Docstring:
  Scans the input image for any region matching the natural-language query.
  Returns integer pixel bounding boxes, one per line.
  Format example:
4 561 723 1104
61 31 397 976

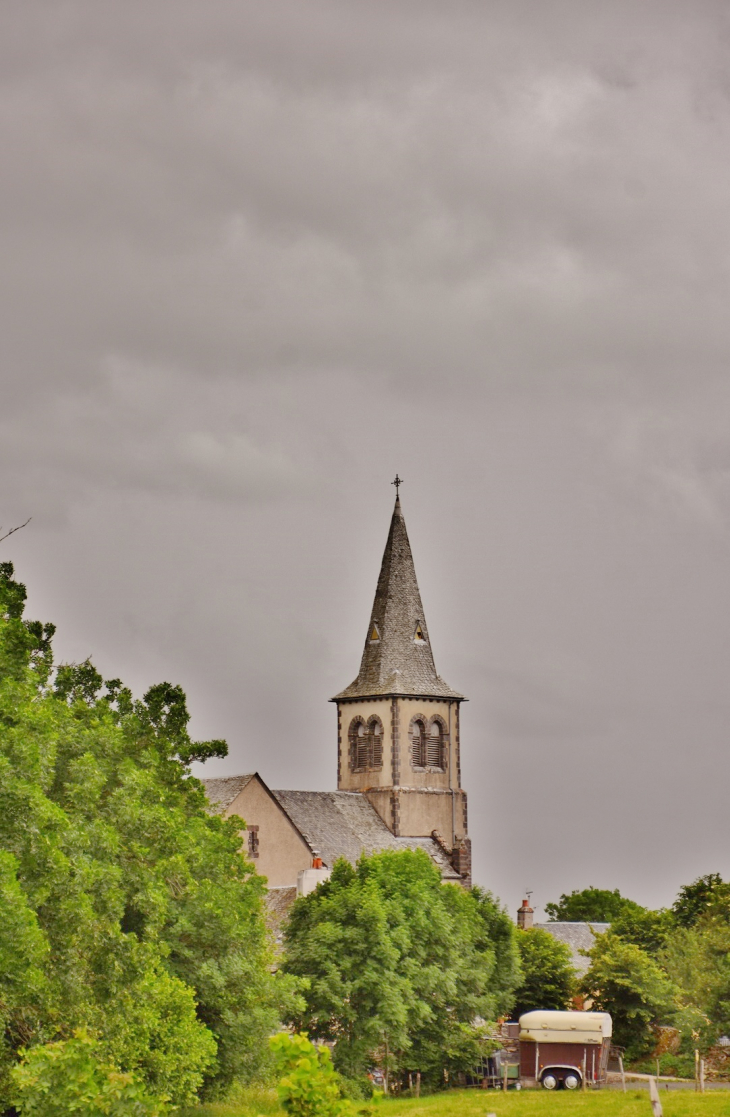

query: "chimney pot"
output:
517 898 534 930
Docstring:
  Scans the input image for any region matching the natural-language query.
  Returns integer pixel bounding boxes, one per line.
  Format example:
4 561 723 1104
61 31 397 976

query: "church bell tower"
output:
331 488 469 875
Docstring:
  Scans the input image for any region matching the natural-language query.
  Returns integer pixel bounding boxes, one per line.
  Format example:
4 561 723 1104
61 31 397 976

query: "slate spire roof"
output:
332 495 464 701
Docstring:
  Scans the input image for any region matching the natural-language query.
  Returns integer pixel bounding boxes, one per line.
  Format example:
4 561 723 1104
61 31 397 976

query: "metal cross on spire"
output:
391 474 403 495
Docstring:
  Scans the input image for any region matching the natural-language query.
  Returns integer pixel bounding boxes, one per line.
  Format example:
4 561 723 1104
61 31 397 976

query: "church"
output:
202 487 471 908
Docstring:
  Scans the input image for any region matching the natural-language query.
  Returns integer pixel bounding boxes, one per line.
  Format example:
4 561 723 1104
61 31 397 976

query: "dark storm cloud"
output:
6 0 730 395
4 0 730 913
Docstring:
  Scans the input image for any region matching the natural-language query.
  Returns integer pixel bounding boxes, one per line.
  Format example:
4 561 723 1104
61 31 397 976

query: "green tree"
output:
660 910 730 1051
544 887 643 923
283 851 518 1088
672 874 730 928
581 932 677 1057
512 929 575 1018
0 561 295 1104
471 887 522 1020
610 907 674 956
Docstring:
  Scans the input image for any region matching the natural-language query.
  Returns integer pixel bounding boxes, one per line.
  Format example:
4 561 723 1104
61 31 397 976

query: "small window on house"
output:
414 622 426 643
247 825 259 859
427 721 444 769
369 623 381 642
411 718 427 767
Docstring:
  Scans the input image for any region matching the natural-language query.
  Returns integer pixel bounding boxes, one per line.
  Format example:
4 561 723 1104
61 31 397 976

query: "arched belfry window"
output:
368 717 384 768
410 714 448 771
348 715 384 772
356 721 369 769
410 717 427 768
428 720 444 769
348 717 366 771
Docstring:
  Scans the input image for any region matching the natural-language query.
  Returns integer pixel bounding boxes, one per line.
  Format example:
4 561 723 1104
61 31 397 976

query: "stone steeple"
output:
333 495 463 701
332 492 470 883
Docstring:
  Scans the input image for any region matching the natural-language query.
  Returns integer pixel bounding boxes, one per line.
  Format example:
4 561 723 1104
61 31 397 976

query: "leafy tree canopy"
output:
544 887 643 924
672 874 730 928
610 907 675 956
661 915 730 1049
0 561 296 1107
581 932 677 1058
282 851 520 1089
512 929 575 1019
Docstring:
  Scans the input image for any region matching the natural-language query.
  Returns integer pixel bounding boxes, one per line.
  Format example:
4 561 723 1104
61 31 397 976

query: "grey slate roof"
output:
534 922 610 976
265 886 298 943
332 496 463 701
201 774 255 812
272 788 461 880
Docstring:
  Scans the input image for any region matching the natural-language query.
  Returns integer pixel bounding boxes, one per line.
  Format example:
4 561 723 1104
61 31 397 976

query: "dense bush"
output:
0 562 297 1106
632 1052 697 1079
269 1033 352 1117
12 1030 166 1116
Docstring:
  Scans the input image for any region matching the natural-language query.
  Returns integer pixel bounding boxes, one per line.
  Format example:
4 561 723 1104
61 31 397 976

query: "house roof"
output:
201 774 255 812
534 922 610 975
272 788 461 881
332 495 464 701
200 776 461 883
265 886 299 944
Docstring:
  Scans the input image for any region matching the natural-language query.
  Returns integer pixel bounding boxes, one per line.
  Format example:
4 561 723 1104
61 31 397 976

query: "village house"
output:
516 897 610 977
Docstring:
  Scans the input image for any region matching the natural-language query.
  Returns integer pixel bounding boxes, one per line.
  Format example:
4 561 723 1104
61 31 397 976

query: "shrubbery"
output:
12 1030 167 1116
269 1033 353 1117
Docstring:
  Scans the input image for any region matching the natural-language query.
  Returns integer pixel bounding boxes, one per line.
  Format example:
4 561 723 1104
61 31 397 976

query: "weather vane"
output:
391 474 403 494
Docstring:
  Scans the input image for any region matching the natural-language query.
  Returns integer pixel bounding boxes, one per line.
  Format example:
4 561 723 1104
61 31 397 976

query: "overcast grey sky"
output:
4 0 730 917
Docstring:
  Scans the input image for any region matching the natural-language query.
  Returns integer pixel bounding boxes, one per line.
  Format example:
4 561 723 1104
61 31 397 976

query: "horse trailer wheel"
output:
541 1074 557 1090
564 1074 580 1090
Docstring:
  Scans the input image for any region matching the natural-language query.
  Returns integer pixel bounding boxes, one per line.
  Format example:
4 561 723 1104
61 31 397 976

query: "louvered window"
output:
349 716 384 771
411 719 427 768
356 722 369 769
411 717 447 770
370 719 383 767
427 722 444 769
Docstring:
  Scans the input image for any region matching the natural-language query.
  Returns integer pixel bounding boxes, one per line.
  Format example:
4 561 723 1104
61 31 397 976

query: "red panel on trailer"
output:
519 1039 610 1083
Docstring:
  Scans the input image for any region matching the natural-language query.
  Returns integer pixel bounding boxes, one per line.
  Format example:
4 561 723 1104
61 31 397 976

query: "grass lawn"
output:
181 1085 282 1117
374 1088 730 1117
184 1086 730 1117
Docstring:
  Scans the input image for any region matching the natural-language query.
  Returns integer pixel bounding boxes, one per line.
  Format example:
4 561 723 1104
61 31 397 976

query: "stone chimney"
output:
517 898 534 930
